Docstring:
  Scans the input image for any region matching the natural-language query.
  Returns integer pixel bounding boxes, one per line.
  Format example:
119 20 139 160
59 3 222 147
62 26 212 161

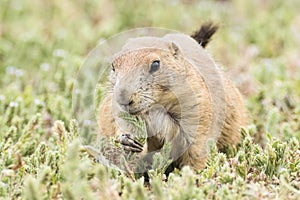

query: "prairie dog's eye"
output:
149 60 160 73
111 63 115 72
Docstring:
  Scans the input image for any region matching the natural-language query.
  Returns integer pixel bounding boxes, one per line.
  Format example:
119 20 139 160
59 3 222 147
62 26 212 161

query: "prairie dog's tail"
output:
191 22 219 48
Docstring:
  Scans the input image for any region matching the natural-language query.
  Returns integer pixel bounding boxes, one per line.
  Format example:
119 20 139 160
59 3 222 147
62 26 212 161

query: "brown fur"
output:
98 27 247 171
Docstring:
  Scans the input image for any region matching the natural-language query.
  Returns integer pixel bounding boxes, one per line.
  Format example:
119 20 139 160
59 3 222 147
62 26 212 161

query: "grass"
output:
1 0 300 199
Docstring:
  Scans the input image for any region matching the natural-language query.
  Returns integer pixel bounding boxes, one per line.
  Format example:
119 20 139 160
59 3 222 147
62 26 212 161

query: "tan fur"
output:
98 33 247 171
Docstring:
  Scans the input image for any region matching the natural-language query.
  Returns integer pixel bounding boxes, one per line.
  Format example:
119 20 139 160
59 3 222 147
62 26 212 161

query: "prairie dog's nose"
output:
116 89 133 107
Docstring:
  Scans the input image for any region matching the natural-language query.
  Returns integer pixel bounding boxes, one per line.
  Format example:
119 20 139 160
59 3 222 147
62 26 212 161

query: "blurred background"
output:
1 0 300 143
1 1 300 198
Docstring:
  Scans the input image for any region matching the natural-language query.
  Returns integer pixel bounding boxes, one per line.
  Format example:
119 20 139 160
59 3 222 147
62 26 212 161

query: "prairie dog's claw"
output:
119 133 143 152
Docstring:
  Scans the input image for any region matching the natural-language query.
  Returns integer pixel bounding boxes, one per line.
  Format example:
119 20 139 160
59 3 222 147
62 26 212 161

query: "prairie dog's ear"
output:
168 42 181 58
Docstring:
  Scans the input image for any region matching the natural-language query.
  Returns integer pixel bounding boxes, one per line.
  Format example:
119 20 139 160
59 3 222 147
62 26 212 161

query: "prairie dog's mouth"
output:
128 103 153 115
116 94 154 115
128 106 147 115
116 100 149 115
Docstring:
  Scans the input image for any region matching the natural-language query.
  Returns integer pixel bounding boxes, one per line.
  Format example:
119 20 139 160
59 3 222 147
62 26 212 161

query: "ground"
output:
0 0 300 199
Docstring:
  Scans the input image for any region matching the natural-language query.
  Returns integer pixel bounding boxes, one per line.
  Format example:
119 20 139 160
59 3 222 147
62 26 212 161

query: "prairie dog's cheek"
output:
113 72 125 88
114 77 120 88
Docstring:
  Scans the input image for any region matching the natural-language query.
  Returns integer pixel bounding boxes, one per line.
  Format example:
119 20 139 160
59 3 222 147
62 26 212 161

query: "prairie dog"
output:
98 23 247 171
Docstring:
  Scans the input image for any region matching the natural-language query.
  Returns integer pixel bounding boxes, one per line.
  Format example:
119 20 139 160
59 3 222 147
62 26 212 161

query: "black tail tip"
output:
191 22 219 48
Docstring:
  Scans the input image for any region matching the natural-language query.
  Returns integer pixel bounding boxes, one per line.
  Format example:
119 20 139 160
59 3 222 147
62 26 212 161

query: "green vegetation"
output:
1 0 300 199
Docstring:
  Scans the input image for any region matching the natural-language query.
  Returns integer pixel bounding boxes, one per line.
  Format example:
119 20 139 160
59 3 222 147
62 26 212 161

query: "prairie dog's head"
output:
110 42 187 115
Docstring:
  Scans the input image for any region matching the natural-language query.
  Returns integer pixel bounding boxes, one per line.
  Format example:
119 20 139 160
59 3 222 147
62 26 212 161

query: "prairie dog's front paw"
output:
118 133 144 153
